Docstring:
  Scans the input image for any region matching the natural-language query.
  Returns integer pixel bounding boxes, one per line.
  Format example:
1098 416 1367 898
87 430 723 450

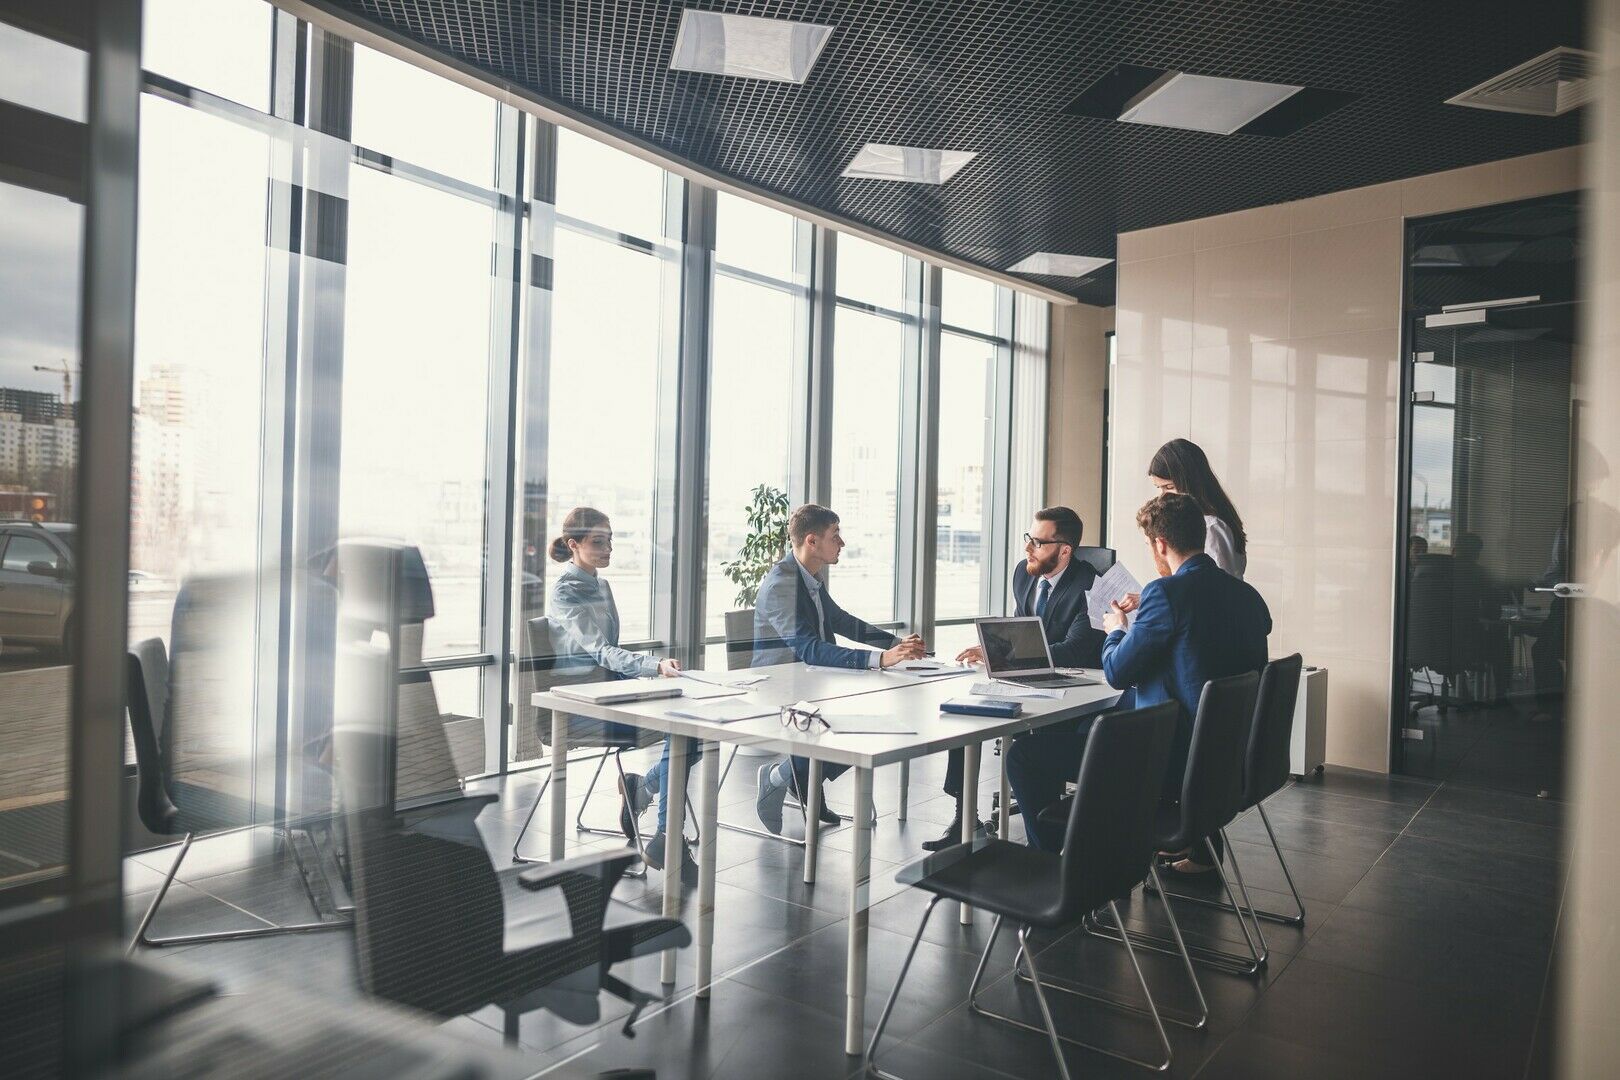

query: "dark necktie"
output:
1036 578 1051 619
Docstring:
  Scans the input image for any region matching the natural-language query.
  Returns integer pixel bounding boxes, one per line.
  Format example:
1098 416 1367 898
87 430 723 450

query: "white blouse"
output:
1204 515 1246 580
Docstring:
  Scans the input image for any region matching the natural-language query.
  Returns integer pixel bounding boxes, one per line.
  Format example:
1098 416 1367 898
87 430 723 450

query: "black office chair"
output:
1070 545 1117 577
1148 655 1306 926
510 617 695 873
1078 671 1266 976
337 731 690 1042
867 704 1183 1080
125 634 348 952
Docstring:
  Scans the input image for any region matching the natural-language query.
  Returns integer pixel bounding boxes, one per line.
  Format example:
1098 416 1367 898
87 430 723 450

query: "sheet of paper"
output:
970 680 1064 700
675 678 750 700
1086 561 1143 630
668 700 777 723
891 659 975 679
680 670 770 688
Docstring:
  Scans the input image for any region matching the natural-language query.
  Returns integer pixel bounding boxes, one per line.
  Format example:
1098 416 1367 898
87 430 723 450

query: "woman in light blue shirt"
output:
549 507 695 883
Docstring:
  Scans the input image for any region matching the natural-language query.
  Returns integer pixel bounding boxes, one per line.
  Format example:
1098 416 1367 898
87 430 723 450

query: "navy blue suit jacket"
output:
1011 559 1105 668
752 555 898 669
1101 553 1271 792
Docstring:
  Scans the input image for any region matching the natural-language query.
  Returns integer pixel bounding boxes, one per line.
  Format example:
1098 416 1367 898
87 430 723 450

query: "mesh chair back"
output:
528 617 659 751
1174 671 1260 843
338 740 509 1017
1058 702 1179 916
126 638 179 836
1243 654 1303 808
1071 546 1117 577
723 609 756 671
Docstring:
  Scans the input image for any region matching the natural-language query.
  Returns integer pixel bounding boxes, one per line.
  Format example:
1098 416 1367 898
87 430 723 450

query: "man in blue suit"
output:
922 507 1106 851
1006 492 1270 856
752 504 926 832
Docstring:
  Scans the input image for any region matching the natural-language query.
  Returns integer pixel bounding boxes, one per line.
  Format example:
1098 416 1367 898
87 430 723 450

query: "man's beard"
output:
1152 548 1172 577
1026 551 1057 576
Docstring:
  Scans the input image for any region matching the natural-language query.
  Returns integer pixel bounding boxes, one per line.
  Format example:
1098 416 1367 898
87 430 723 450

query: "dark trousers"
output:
789 755 849 792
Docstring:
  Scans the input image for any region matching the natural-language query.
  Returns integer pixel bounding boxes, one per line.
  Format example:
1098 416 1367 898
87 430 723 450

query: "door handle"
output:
1532 583 1589 599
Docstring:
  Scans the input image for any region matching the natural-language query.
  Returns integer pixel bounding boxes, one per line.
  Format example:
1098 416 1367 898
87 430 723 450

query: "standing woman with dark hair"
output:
1147 438 1248 578
547 507 696 883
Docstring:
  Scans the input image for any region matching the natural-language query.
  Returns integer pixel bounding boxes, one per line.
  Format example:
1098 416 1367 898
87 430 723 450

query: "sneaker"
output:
644 831 699 886
618 772 652 842
756 761 789 834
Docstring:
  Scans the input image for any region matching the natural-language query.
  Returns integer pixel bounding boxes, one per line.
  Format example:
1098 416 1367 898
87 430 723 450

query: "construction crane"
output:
32 358 73 408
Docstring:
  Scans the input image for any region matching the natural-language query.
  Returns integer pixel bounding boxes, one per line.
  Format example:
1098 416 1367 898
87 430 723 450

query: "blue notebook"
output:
941 697 1024 718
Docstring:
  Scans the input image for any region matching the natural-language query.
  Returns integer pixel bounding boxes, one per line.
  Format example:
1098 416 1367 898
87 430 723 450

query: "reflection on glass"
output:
142 0 273 111
351 44 499 188
830 306 904 620
554 128 667 240
130 94 272 667
836 233 908 311
0 179 81 890
706 272 796 634
936 333 993 619
340 166 496 660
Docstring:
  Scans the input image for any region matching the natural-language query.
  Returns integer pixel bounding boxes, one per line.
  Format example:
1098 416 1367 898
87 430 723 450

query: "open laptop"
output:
975 616 1099 688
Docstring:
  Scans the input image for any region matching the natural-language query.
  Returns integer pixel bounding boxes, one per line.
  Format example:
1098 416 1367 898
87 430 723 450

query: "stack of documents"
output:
1086 562 1143 630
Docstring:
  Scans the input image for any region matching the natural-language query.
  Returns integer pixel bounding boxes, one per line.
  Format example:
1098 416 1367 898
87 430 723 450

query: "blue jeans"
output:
645 737 704 831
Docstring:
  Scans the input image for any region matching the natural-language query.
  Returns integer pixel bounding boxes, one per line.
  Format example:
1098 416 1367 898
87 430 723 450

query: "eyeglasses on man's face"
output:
780 704 829 732
1023 533 1066 549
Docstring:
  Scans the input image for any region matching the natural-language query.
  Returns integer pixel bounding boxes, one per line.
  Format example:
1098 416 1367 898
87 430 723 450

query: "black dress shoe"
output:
921 816 985 852
787 770 844 827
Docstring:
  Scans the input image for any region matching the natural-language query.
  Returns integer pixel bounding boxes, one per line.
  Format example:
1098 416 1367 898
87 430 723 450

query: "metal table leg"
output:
844 766 873 1057
961 742 980 924
695 739 720 998
548 712 568 862
660 738 688 986
803 758 823 885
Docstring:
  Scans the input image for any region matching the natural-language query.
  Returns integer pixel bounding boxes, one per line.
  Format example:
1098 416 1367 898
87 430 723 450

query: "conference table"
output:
532 661 1121 1057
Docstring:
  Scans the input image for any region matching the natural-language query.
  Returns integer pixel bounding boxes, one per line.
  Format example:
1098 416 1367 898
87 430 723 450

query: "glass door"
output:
1395 195 1580 796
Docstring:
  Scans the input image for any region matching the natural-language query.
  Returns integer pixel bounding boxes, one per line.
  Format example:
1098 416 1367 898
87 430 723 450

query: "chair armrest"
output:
517 848 639 893
1037 795 1074 827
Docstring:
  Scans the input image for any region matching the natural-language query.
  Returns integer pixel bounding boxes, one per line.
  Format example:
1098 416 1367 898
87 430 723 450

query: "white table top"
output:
531 661 1122 769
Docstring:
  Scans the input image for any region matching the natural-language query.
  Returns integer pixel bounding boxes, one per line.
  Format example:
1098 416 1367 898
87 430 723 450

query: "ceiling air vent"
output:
1447 47 1596 116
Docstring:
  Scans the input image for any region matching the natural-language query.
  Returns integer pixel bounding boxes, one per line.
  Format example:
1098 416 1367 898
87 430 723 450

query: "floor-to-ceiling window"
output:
829 235 918 623
703 193 807 645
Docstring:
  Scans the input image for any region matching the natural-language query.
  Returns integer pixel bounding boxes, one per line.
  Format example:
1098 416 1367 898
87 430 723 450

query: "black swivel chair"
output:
337 733 690 1041
867 703 1183 1080
1078 670 1266 976
125 634 348 952
1149 655 1306 926
1070 545 1117 577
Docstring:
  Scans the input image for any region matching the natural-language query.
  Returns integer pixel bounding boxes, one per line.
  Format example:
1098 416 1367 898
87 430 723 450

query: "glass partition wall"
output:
107 4 1053 822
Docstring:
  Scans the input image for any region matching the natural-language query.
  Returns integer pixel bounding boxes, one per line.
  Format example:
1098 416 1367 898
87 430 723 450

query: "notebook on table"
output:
551 678 685 706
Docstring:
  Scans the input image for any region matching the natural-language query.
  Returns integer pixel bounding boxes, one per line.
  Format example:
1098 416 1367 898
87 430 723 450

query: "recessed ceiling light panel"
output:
669 10 834 83
1119 72 1302 135
842 143 978 184
1007 253 1114 277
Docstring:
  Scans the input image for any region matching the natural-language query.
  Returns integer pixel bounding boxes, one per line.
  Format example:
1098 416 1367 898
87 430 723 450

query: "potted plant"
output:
721 484 790 609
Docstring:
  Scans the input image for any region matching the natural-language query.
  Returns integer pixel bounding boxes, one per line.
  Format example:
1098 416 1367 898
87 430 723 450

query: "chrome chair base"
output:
1085 831 1268 977
866 896 1178 1079
1143 802 1306 926
127 831 350 955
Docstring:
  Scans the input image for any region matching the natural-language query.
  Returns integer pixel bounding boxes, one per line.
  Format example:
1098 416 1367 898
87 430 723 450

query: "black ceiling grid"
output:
326 1 1584 305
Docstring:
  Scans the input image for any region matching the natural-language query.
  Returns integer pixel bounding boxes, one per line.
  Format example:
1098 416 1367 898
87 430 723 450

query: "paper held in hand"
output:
1086 561 1143 630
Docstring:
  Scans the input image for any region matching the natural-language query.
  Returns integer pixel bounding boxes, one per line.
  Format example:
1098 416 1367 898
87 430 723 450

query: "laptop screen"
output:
977 617 1052 674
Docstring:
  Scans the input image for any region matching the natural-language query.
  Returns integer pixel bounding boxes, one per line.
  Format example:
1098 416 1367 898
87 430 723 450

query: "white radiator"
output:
1290 666 1328 778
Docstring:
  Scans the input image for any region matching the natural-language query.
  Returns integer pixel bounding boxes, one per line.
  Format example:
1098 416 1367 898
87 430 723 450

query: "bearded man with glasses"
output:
923 506 1107 852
